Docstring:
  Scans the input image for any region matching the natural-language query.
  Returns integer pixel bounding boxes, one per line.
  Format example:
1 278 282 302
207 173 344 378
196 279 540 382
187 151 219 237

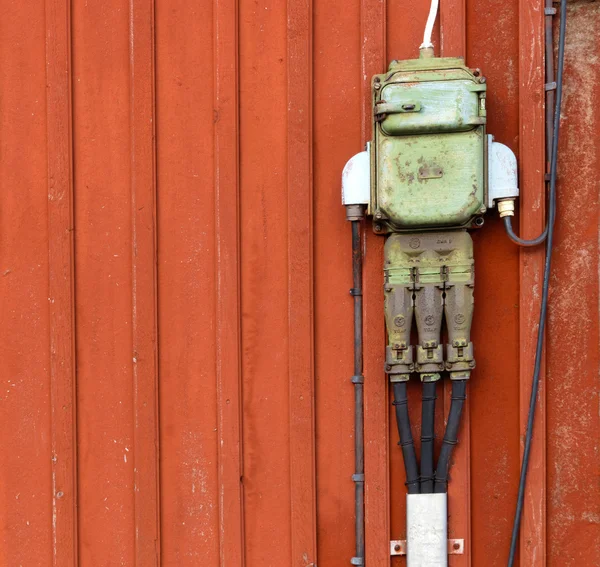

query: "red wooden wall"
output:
0 1 598 565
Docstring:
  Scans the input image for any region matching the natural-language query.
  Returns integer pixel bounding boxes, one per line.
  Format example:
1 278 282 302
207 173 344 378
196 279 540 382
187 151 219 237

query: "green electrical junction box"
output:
370 56 488 232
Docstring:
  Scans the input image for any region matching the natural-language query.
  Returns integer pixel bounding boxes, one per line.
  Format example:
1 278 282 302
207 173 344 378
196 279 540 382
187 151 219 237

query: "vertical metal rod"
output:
544 0 555 165
350 220 365 566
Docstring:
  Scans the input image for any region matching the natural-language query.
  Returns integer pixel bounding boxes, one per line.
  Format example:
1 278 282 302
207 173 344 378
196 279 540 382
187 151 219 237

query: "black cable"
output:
503 0 558 248
434 379 467 493
350 220 365 565
420 381 437 494
503 217 548 247
392 382 420 494
507 0 566 563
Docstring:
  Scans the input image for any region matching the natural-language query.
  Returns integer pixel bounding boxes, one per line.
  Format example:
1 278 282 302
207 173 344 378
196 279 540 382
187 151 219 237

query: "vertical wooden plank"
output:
45 0 78 565
287 0 317 565
518 0 546 564
0 2 53 565
313 0 361 563
73 2 136 563
547 3 600 565
440 0 465 58
361 1 388 565
155 1 220 564
214 0 245 564
440 6 471 566
129 0 160 564
466 1 522 564
239 0 291 563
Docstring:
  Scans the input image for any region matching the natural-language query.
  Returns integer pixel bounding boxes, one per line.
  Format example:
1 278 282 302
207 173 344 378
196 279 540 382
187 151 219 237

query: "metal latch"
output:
375 100 422 121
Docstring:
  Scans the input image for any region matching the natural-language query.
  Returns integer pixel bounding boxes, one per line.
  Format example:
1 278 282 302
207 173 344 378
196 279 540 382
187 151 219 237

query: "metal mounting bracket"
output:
390 538 465 556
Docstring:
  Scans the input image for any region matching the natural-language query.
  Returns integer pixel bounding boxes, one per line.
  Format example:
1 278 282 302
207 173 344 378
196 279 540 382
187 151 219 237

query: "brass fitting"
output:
497 198 515 218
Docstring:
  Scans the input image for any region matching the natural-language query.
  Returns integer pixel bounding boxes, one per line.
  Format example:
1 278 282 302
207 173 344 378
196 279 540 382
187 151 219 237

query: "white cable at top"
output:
420 0 439 49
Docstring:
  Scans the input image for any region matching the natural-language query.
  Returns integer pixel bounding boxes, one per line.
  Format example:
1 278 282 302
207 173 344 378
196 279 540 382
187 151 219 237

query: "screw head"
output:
374 223 382 232
385 364 392 371
394 544 401 552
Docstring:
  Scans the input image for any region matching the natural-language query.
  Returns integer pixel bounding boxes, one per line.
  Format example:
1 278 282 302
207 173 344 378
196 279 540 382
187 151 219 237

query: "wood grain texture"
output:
155 1 220 563
547 3 600 565
440 0 465 58
518 0 547 564
45 0 78 564
129 1 161 564
287 0 318 565
72 2 136 562
214 0 245 564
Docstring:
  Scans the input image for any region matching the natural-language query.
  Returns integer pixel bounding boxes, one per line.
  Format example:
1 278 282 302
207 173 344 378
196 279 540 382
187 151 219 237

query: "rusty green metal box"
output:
371 57 487 232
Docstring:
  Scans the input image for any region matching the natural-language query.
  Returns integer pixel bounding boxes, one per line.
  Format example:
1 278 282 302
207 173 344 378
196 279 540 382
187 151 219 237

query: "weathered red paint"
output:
0 1 598 566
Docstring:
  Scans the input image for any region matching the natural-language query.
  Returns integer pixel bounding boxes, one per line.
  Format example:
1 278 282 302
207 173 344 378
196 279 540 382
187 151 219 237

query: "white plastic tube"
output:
420 0 439 49
406 493 448 567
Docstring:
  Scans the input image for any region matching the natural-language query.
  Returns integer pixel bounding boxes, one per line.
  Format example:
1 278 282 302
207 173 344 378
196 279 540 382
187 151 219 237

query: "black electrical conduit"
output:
393 378 467 495
434 380 467 493
420 381 437 494
392 382 420 494
350 220 365 566
507 0 566 564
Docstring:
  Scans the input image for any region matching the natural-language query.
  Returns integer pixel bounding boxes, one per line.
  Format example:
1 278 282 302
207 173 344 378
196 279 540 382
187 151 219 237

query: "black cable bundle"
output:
420 381 437 494
392 382 420 494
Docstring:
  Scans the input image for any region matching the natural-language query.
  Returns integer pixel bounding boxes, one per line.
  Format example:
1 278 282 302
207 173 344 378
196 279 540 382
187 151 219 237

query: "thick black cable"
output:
350 220 365 566
434 380 467 493
503 217 548 247
507 0 566 563
392 382 420 494
420 381 437 494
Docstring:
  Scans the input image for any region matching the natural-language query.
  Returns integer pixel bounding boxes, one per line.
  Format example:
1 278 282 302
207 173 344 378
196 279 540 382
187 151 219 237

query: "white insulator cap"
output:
488 136 519 208
342 146 371 207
